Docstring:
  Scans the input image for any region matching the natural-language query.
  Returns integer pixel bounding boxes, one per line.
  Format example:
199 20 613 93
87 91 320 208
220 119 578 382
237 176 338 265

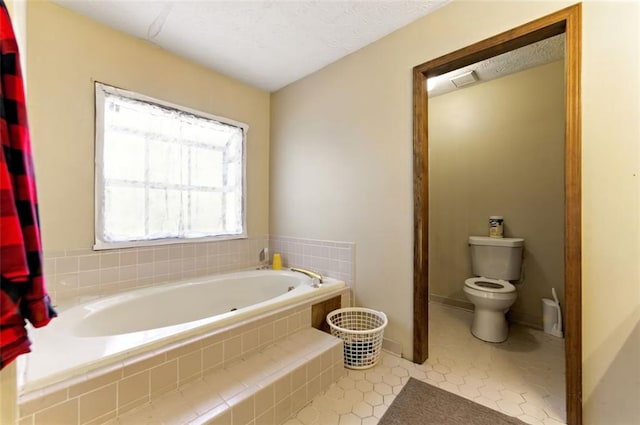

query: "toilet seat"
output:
464 277 515 294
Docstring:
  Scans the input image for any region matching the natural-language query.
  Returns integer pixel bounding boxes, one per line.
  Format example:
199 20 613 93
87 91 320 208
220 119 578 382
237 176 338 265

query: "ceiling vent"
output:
450 70 479 88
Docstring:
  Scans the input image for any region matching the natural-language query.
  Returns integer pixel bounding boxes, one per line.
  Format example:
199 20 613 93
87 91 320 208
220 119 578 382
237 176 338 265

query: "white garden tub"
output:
18 269 345 393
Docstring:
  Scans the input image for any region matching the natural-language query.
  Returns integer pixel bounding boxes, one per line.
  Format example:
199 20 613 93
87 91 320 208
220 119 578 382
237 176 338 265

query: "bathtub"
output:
18 269 346 394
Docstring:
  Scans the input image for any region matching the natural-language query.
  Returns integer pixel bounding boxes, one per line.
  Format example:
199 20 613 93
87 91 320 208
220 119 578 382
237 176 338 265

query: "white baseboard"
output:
430 294 545 330
382 338 402 357
429 294 473 311
508 311 543 330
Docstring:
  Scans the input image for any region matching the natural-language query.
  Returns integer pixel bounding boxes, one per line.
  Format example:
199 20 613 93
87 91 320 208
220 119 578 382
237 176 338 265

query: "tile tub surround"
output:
43 236 269 306
20 272 348 394
269 236 356 288
43 235 356 308
18 289 350 425
106 329 346 425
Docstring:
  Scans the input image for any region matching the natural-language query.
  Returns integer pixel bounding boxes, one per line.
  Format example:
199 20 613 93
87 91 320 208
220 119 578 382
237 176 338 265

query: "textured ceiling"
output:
53 0 449 92
428 33 565 97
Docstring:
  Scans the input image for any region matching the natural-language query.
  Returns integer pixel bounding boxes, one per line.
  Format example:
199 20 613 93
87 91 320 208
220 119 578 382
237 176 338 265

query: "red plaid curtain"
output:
0 0 56 369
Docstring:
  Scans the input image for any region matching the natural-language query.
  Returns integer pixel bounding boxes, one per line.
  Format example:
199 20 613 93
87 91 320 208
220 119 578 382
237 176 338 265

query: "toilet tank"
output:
469 236 524 280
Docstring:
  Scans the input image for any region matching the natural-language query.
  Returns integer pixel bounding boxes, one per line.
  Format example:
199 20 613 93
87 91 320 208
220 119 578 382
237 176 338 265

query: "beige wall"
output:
27 1 271 251
581 2 639 422
271 1 639 423
0 363 16 425
429 61 565 328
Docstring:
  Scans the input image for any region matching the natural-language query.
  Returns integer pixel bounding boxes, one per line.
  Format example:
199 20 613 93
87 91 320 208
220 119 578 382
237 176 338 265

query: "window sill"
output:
93 233 247 251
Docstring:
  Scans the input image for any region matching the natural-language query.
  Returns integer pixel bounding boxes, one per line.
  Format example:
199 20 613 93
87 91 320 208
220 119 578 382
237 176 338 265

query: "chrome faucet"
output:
290 267 324 284
257 247 270 270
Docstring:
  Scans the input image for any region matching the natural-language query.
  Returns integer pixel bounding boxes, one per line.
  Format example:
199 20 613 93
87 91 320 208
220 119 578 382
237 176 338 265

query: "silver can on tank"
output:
489 216 504 238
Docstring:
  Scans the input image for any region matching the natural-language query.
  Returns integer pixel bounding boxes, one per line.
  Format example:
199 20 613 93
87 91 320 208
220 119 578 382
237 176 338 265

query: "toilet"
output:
463 236 524 343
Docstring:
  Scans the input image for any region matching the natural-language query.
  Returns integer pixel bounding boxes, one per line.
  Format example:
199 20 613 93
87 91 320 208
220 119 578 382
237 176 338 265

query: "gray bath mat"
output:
378 378 527 425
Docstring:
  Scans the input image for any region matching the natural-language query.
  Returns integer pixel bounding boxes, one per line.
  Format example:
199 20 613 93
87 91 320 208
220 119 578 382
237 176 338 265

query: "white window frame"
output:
94 82 248 250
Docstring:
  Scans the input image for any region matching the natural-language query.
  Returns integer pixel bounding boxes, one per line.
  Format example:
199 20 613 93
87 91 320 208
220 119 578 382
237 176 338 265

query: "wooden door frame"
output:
412 4 582 424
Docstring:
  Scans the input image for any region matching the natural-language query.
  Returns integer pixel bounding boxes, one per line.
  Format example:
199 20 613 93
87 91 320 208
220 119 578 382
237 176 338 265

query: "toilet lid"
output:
465 277 516 293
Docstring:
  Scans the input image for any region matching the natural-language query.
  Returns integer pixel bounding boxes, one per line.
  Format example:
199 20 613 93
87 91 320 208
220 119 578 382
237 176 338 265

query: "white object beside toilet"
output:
463 236 524 343
542 288 564 338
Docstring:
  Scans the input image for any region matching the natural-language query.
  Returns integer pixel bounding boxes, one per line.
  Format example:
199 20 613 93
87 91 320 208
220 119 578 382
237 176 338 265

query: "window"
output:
94 83 247 249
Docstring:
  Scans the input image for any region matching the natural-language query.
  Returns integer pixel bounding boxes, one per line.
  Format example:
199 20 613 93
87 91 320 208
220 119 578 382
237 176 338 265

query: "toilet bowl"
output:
463 236 524 343
464 277 517 343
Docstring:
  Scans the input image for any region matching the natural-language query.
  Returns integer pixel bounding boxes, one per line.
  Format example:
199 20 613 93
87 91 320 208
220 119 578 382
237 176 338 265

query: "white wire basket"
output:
326 307 388 369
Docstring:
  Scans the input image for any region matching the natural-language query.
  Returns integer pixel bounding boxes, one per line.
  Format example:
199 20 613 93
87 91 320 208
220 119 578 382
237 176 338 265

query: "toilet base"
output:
471 308 509 343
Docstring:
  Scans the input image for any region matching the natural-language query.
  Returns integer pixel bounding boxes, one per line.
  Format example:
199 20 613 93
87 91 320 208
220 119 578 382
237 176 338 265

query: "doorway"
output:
412 4 582 425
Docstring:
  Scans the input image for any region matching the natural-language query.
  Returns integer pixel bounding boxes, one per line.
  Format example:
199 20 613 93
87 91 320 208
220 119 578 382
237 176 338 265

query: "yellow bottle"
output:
272 253 282 270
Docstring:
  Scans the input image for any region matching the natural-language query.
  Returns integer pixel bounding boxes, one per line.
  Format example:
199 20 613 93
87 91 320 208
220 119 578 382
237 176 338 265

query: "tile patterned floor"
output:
287 303 566 425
